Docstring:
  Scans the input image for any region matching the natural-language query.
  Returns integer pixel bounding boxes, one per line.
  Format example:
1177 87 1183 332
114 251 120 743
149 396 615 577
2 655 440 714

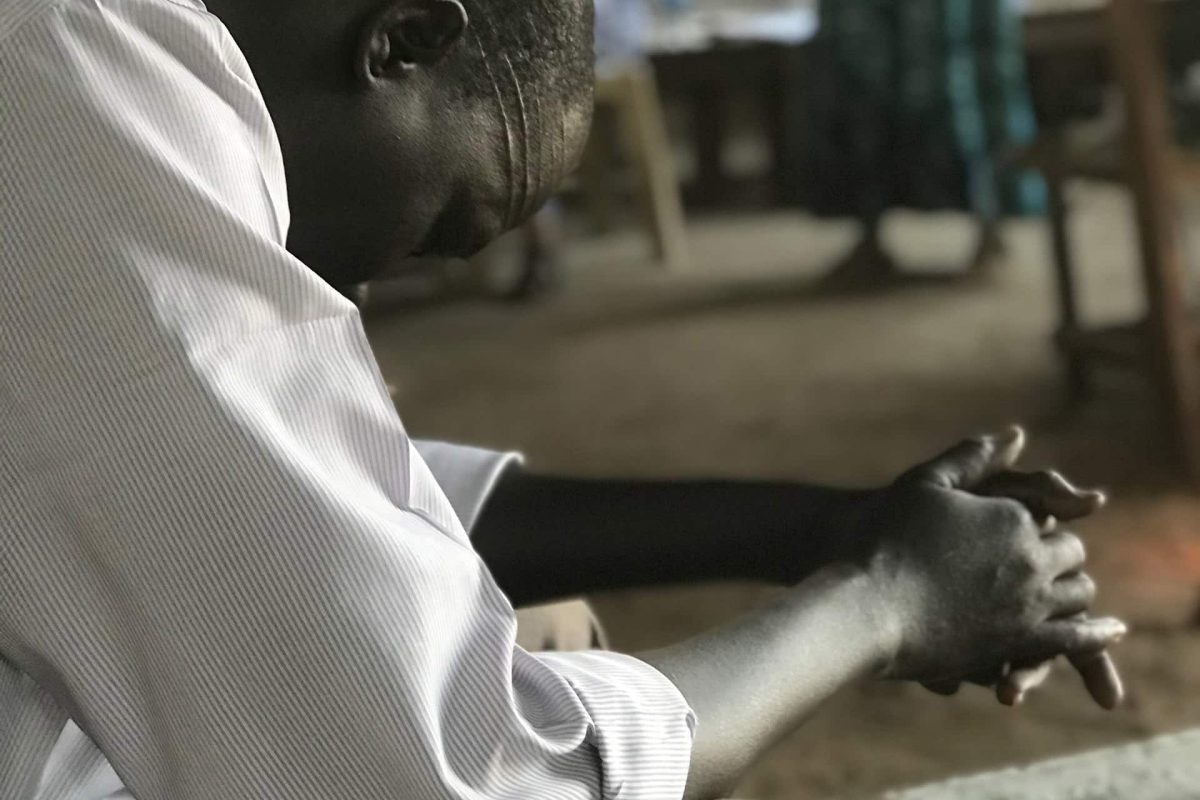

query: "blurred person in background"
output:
810 0 1044 288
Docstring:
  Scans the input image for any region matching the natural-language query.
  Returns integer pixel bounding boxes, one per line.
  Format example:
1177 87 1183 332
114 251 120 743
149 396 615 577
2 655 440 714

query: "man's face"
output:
247 0 595 288
422 0 596 257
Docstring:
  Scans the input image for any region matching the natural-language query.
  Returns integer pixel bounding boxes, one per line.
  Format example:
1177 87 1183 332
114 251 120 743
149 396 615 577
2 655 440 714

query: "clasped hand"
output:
864 428 1125 709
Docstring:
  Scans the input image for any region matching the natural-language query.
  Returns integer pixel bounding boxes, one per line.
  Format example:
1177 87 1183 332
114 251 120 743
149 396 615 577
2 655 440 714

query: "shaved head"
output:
457 0 592 104
206 0 595 287
454 0 594 235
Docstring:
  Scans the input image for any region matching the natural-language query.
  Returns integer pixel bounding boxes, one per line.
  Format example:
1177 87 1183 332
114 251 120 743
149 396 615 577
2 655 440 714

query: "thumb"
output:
908 427 1026 491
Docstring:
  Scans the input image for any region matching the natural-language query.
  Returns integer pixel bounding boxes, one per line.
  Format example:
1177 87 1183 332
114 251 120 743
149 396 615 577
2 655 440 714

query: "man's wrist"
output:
858 564 905 677
767 486 880 585
841 564 903 677
780 564 902 677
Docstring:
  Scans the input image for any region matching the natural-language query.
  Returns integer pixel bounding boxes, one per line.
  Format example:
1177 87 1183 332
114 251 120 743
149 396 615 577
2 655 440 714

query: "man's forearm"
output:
472 467 872 606
641 566 897 800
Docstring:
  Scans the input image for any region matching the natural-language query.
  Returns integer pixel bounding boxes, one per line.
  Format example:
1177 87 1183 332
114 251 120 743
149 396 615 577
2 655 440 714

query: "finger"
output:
980 470 1107 523
1021 616 1127 663
1069 650 1125 710
997 662 1054 706
1046 573 1097 618
913 427 1026 490
1041 531 1088 576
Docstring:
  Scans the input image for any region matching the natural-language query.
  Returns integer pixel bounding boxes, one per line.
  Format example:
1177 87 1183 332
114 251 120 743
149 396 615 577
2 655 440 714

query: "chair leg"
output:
1110 0 1200 485
616 68 690 270
1045 174 1090 404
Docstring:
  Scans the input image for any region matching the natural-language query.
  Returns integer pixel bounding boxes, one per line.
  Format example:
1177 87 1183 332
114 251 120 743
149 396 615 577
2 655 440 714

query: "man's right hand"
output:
862 432 1126 687
646 432 1126 800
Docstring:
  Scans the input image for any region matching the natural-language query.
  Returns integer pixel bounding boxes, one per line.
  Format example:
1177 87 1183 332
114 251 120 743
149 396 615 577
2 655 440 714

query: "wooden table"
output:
644 3 1133 212
1024 5 1113 126
649 41 812 208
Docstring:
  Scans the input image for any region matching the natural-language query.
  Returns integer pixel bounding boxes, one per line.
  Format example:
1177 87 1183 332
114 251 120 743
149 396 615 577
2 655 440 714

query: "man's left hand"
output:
922 431 1123 710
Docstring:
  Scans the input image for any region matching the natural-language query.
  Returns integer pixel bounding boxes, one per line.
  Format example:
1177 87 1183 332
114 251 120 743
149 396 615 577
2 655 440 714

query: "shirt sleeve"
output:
0 2 696 799
413 441 522 534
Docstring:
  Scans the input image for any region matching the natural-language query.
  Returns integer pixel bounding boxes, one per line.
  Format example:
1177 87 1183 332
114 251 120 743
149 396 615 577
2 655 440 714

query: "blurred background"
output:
362 0 1200 796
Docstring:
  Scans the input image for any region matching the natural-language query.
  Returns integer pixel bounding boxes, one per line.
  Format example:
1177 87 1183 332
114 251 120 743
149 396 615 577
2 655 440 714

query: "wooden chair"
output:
581 64 690 270
1021 0 1200 483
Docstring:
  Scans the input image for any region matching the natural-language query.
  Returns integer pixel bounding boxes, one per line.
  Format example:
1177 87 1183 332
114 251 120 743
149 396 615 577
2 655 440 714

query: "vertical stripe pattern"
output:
0 0 696 798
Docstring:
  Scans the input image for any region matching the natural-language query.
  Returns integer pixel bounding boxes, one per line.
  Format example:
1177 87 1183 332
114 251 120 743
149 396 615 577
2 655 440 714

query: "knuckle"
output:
994 499 1035 536
1019 594 1045 625
1021 543 1042 571
1011 545 1041 581
965 435 994 459
1013 503 1037 530
1027 582 1053 613
1060 532 1087 564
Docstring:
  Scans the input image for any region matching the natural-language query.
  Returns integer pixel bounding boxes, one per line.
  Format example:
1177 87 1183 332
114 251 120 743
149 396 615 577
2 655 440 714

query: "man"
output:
0 0 1124 799
809 0 1039 287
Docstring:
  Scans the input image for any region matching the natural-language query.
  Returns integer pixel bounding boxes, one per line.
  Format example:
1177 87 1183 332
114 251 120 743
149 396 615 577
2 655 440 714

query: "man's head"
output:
207 0 595 287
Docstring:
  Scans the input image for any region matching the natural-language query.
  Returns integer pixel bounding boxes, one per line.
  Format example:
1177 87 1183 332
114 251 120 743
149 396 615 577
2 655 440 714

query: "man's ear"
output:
356 0 468 83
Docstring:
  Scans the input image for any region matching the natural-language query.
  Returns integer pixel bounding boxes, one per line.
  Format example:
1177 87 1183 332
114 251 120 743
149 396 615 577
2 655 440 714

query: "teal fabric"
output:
809 0 1044 219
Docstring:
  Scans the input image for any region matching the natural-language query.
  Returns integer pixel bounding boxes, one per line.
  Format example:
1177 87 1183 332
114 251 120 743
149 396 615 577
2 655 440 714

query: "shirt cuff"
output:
412 440 522 534
536 651 697 800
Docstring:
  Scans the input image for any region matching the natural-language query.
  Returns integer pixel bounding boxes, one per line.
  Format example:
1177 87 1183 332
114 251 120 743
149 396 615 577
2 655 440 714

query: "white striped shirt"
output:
0 0 697 797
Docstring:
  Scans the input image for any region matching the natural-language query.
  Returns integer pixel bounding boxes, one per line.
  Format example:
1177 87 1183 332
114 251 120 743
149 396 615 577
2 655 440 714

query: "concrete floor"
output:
887 728 1200 800
364 185 1200 798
